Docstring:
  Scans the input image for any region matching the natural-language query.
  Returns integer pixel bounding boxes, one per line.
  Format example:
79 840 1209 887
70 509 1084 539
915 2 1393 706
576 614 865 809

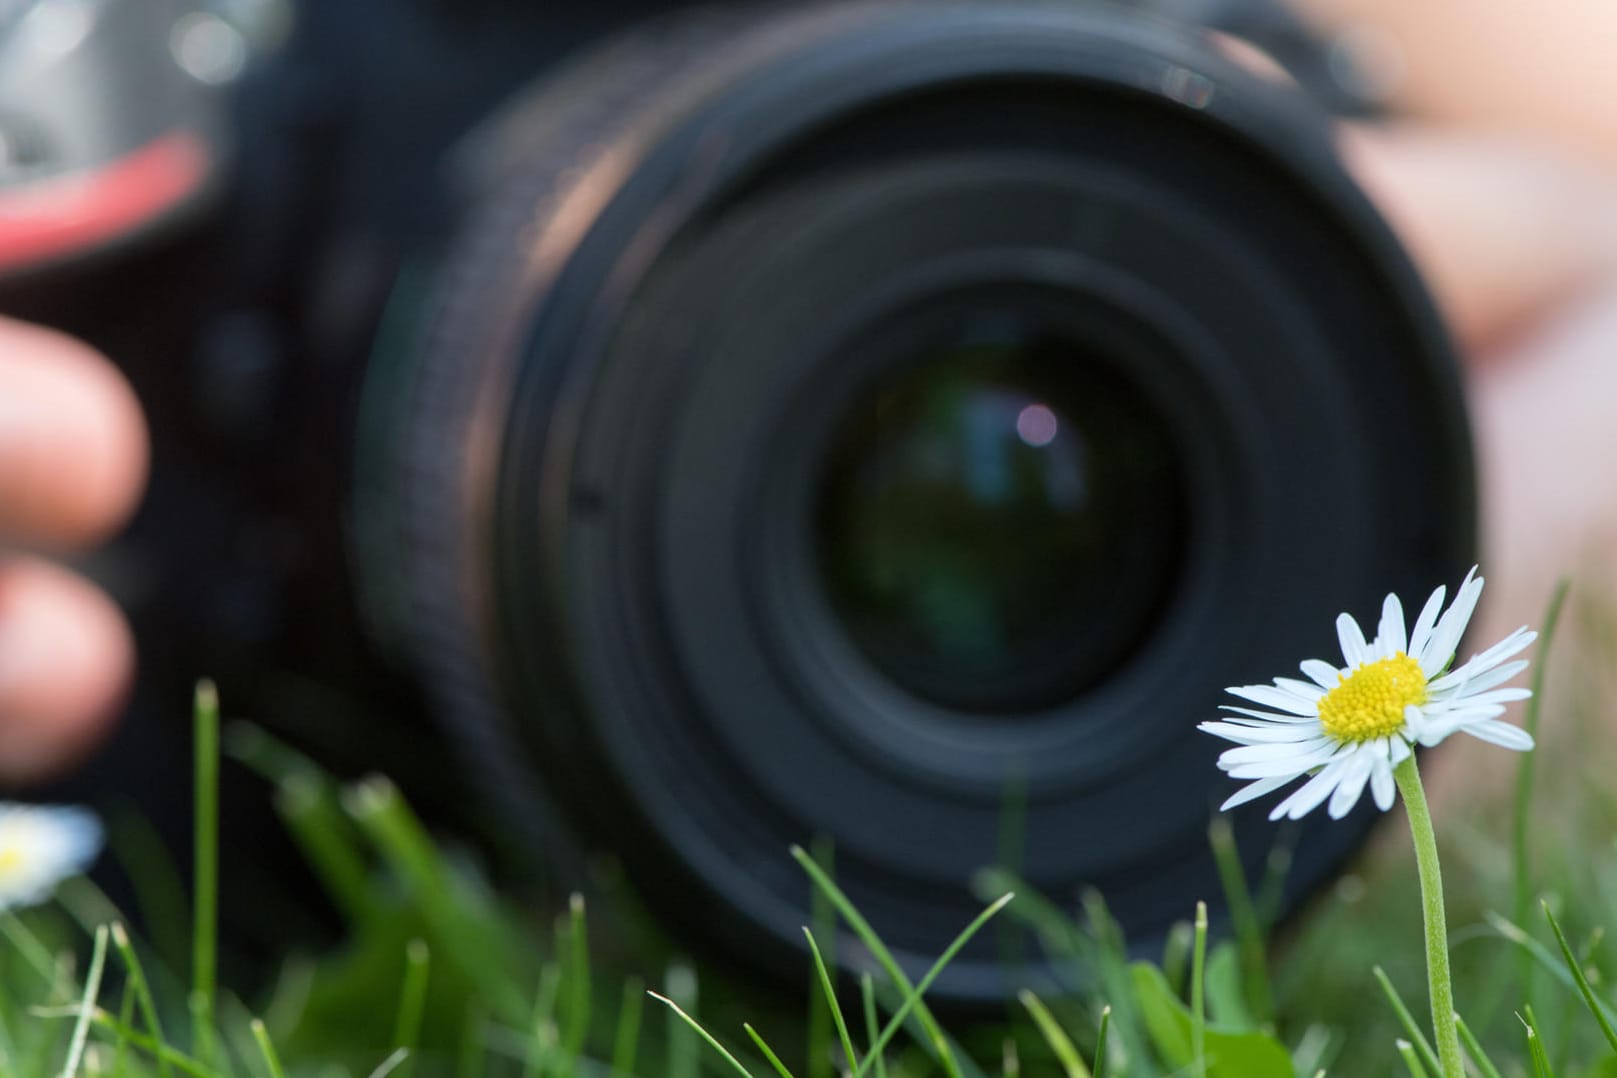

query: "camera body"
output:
1 0 1472 1001
0 0 601 963
1 0 616 771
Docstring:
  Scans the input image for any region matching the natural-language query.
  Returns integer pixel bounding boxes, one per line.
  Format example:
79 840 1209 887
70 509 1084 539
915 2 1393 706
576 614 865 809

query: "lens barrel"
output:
371 0 1473 1002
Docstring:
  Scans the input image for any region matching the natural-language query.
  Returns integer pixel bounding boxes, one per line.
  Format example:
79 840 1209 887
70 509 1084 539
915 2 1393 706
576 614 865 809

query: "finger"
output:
0 318 148 547
1341 126 1617 358
1290 0 1617 177
0 556 132 785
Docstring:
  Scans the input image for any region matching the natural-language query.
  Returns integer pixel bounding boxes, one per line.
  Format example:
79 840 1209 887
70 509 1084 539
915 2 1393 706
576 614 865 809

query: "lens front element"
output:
816 324 1187 714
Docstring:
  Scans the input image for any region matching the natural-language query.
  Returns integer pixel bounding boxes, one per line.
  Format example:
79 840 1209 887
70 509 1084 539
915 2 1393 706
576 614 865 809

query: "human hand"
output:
0 317 146 785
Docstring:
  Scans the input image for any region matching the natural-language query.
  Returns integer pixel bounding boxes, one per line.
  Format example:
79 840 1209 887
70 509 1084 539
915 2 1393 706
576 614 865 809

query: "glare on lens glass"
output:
1014 402 1059 448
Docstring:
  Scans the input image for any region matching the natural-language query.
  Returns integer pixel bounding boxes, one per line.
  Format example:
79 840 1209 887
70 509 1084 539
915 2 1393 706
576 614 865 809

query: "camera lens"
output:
816 320 1187 714
375 0 1474 1003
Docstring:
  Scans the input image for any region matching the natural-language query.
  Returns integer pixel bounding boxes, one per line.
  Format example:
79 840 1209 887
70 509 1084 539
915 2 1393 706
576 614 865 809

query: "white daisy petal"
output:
1198 721 1322 744
1377 592 1408 658
1218 705 1318 724
1217 738 1333 767
1428 659 1529 699
1407 584 1446 660
1336 613 1369 667
1327 752 1376 819
1413 705 1507 746
1414 716 1468 747
1466 626 1537 669
1219 775 1296 811
1299 659 1342 689
1224 743 1341 779
1461 720 1535 752
1370 756 1396 810
1225 685 1320 716
1272 757 1353 821
1453 687 1533 707
1431 629 1537 691
1217 742 1303 765
1419 566 1483 676
1402 703 1427 740
1273 677 1325 702
1431 704 1509 725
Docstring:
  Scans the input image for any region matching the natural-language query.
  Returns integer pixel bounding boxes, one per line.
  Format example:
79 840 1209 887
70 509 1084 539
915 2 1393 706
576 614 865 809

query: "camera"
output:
0 0 1473 1001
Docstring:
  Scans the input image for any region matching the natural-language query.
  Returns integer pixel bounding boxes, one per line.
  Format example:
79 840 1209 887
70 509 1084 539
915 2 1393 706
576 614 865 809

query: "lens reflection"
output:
815 330 1188 713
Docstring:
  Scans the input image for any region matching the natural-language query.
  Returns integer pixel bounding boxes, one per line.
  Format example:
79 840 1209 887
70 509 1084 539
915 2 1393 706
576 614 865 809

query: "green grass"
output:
8 580 1617 1074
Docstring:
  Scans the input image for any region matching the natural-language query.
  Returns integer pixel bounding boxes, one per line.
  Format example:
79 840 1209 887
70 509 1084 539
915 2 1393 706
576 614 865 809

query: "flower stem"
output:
1393 754 1463 1078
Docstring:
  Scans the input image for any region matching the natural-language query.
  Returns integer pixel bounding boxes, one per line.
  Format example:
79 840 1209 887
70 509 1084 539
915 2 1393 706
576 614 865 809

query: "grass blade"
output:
804 928 859 1072
1372 966 1440 1076
861 975 889 1078
275 772 373 922
1207 818 1274 1024
1 911 62 988
746 1023 801 1078
1521 1012 1557 1078
1542 900 1617 1052
1454 1011 1504 1078
975 868 1095 967
251 1018 288 1078
649 991 755 1077
82 1014 219 1078
369 1046 411 1078
111 922 173 1078
111 983 134 1074
521 963 561 1078
1191 902 1207 1078
108 811 192 976
792 845 965 1078
807 836 835 1078
192 680 220 1064
1016 989 1090 1078
1395 1038 1431 1078
1161 921 1192 998
666 963 700 1078
1513 579 1569 933
613 975 644 1076
1080 889 1148 1071
344 776 526 1022
563 893 590 1068
1254 833 1295 934
977 866 1140 1067
1093 1006 1111 1078
456 1001 487 1078
852 893 1013 1077
394 939 430 1074
59 924 108 1078
1487 911 1617 1027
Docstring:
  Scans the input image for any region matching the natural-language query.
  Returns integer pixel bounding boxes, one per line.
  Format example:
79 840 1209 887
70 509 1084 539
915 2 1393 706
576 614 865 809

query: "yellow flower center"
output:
1317 652 1428 743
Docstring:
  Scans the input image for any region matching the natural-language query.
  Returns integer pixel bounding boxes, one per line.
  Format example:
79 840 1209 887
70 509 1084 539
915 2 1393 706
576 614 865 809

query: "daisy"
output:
0 803 102 911
1200 567 1536 821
